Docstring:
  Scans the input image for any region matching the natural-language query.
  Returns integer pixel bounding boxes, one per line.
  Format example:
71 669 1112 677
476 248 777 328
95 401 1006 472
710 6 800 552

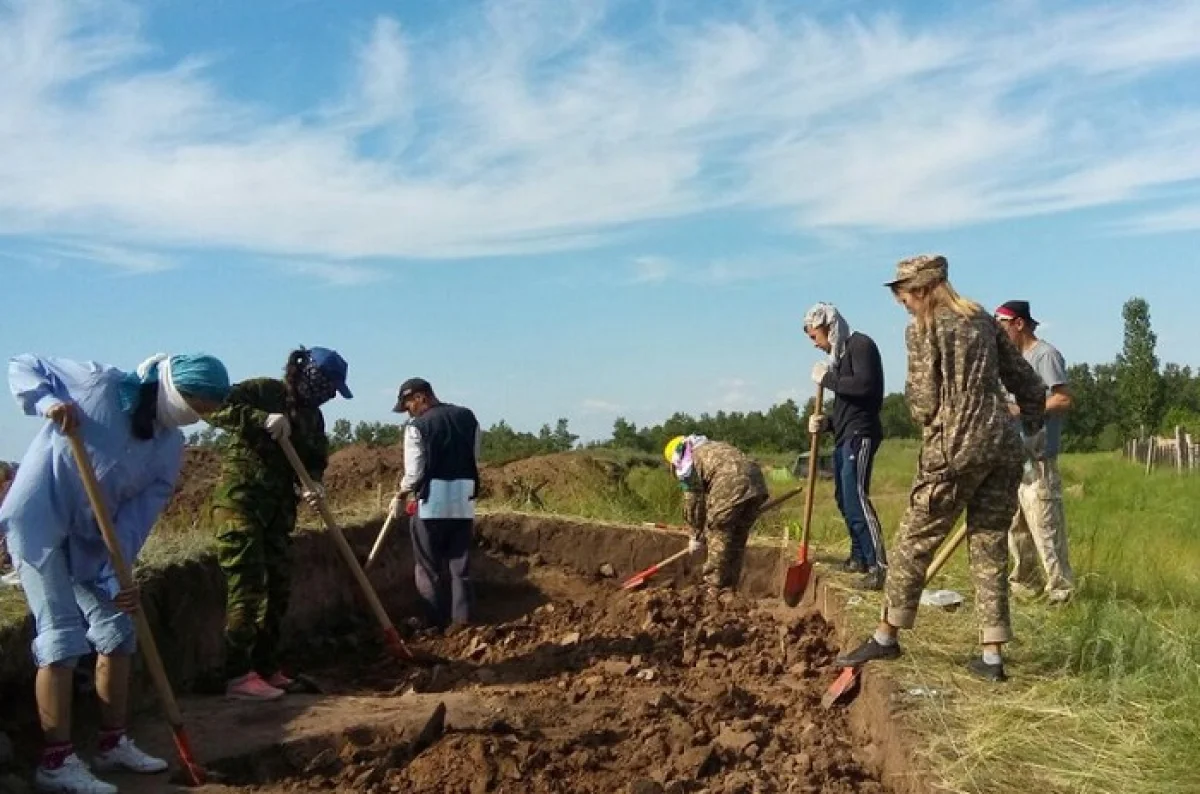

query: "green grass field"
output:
730 444 1200 794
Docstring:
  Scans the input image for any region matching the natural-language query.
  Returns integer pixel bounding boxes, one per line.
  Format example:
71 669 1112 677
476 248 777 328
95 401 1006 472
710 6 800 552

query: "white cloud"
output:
630 256 672 284
276 260 389 287
709 378 756 411
2 0 1200 269
42 241 174 274
628 253 815 286
580 398 622 414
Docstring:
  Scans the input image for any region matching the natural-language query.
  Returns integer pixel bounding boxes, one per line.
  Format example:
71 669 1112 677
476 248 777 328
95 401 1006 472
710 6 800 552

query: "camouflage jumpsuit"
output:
886 310 1046 643
681 441 769 588
207 378 328 678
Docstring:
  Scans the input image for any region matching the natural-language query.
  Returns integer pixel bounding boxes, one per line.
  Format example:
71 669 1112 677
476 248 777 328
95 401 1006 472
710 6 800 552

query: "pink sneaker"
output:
225 672 285 701
265 670 294 690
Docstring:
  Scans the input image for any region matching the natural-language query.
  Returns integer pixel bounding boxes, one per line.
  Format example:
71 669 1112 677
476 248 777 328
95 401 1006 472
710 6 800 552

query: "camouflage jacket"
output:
905 309 1045 478
206 378 328 514
680 441 768 531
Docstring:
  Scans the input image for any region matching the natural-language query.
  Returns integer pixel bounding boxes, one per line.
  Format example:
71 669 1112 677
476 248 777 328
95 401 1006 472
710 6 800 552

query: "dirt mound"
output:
223 565 886 794
480 453 629 505
158 448 221 529
323 444 405 500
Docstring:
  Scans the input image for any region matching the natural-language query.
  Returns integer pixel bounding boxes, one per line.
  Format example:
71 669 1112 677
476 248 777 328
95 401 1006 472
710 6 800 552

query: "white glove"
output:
808 414 828 435
687 534 704 554
811 361 830 385
301 483 325 509
264 413 291 441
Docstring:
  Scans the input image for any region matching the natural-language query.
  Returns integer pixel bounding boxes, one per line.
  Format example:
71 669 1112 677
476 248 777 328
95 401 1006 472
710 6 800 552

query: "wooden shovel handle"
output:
65 433 187 729
277 437 403 649
799 385 824 551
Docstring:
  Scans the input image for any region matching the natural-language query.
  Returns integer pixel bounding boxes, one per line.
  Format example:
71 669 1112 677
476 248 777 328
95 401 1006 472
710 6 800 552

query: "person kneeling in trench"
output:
664 435 769 590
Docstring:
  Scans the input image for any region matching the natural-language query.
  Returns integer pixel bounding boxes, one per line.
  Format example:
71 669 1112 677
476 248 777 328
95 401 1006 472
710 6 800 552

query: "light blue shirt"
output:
0 356 184 591
1025 340 1068 458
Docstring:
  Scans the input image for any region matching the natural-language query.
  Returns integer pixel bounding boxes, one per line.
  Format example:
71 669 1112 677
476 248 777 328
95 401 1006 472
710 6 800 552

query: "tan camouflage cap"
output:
884 254 948 289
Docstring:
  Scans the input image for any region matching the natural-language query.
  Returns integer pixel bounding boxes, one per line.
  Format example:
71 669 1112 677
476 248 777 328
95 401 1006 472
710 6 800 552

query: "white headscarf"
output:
136 354 202 429
804 302 851 366
670 434 709 480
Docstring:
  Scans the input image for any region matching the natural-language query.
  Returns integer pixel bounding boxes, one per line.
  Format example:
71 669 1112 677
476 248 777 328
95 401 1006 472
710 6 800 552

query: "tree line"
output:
185 297 1196 460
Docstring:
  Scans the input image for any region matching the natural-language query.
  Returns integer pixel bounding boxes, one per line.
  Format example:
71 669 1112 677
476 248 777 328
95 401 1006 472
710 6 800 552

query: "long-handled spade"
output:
621 485 807 591
66 432 209 787
821 519 969 709
364 496 416 570
277 437 443 666
782 384 824 607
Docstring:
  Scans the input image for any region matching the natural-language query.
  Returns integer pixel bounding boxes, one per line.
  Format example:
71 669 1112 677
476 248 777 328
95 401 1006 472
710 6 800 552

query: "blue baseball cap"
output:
308 347 353 399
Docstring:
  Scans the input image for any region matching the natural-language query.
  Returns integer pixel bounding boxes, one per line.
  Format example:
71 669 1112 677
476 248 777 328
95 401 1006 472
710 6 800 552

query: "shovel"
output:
782 384 824 607
364 495 417 570
278 437 443 666
621 485 806 591
821 519 969 709
65 432 209 787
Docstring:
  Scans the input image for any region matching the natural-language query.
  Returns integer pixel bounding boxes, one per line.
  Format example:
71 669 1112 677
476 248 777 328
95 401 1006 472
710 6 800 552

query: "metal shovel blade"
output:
821 666 860 709
781 559 812 608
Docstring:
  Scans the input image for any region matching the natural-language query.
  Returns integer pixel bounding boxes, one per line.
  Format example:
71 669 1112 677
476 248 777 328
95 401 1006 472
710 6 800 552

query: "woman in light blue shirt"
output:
0 353 230 794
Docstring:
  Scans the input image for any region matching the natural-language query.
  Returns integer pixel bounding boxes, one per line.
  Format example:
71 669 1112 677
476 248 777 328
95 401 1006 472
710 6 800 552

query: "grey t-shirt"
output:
1025 339 1068 457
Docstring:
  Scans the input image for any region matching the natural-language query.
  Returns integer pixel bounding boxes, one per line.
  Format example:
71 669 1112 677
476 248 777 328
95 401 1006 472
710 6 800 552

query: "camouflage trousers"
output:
885 460 1021 644
1009 458 1074 601
702 496 767 589
214 503 295 678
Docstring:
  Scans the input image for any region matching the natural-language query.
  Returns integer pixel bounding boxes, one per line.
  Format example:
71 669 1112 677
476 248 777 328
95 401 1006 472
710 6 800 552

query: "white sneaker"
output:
92 735 169 774
34 753 118 794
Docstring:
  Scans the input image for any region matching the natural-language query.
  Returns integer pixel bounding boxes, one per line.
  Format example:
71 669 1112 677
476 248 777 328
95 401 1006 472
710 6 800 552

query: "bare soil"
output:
111 561 892 794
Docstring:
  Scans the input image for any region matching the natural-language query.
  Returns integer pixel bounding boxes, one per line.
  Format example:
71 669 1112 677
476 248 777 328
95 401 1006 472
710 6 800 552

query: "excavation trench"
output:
0 513 924 793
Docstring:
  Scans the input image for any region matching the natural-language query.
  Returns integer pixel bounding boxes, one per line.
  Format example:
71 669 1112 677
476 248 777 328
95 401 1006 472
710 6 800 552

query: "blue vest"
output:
411 403 479 500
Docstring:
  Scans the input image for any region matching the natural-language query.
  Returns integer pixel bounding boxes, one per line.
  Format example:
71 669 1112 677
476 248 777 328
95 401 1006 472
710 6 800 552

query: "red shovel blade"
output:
168 726 208 787
821 665 860 708
781 559 813 607
621 568 657 591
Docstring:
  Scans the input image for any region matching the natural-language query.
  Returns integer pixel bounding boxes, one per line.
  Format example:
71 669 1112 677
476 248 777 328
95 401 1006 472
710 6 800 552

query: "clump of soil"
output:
226 566 887 794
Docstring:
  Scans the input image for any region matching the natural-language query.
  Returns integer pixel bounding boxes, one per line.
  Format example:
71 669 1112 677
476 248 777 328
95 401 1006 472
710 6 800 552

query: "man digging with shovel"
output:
664 435 769 592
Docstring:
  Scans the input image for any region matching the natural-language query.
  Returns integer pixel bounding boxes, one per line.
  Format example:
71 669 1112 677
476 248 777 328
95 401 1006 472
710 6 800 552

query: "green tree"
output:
880 393 918 439
1115 297 1164 436
610 417 647 451
329 418 353 451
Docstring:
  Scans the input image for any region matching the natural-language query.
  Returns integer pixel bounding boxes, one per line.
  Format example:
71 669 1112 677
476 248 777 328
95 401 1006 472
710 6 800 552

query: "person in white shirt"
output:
390 378 481 632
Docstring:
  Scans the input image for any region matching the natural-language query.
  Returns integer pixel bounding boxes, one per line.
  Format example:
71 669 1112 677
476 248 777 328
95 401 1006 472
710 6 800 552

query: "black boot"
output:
841 557 868 574
855 566 885 591
966 657 1007 682
833 636 901 667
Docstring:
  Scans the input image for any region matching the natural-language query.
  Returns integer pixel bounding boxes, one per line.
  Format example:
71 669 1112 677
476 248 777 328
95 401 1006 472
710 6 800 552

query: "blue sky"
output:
2 0 1199 460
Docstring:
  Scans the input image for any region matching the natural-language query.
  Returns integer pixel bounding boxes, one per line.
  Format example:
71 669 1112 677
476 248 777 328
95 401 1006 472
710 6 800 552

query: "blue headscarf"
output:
118 353 230 413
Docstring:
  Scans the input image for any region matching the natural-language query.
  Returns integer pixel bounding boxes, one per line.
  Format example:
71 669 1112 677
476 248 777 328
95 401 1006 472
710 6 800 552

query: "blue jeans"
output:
18 544 136 667
409 517 473 628
833 436 887 569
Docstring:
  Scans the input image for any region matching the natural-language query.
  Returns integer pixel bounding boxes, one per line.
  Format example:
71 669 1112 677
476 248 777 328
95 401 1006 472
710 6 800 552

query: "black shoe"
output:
833 637 901 668
841 557 868 574
855 567 885 591
966 657 1007 682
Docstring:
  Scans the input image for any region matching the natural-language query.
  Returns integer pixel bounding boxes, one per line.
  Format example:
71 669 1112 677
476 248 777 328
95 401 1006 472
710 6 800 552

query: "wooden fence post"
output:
1145 437 1156 475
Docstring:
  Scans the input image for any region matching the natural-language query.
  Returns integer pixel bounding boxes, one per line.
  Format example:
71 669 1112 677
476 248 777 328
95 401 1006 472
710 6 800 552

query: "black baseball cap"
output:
393 377 432 412
995 300 1038 328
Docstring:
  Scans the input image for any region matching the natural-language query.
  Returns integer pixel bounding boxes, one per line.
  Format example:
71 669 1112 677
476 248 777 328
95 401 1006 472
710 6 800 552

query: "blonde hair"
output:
899 279 984 330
